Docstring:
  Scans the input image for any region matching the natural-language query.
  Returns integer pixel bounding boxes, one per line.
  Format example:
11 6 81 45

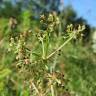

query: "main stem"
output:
41 39 45 59
51 85 55 96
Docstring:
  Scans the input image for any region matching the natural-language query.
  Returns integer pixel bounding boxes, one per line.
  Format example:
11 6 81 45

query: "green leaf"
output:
0 68 11 80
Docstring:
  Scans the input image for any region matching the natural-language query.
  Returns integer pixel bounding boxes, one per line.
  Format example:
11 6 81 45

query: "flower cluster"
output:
8 13 85 96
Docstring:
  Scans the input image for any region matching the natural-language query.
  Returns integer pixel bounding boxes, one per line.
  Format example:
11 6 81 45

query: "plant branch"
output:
51 85 55 96
46 33 75 59
41 39 45 59
32 82 40 95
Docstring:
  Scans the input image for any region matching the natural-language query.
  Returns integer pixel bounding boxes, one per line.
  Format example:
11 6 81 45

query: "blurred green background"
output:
0 0 96 96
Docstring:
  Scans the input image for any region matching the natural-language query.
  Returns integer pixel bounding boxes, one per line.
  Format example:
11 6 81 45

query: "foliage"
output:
0 1 96 96
7 12 86 96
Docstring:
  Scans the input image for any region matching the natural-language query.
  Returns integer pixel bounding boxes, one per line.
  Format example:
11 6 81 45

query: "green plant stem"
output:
51 85 55 96
32 82 40 95
46 33 75 59
45 33 49 57
41 39 45 59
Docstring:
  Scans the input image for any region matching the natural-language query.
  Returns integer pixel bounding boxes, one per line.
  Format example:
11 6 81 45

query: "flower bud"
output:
48 14 53 22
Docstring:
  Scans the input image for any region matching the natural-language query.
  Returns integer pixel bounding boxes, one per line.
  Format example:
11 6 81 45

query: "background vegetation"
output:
0 0 96 96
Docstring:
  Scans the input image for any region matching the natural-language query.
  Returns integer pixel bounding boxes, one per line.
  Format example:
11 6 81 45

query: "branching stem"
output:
46 33 75 59
51 85 55 96
41 39 45 59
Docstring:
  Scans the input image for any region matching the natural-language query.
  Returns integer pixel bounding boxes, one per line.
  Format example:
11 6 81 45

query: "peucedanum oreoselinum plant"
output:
8 12 85 96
